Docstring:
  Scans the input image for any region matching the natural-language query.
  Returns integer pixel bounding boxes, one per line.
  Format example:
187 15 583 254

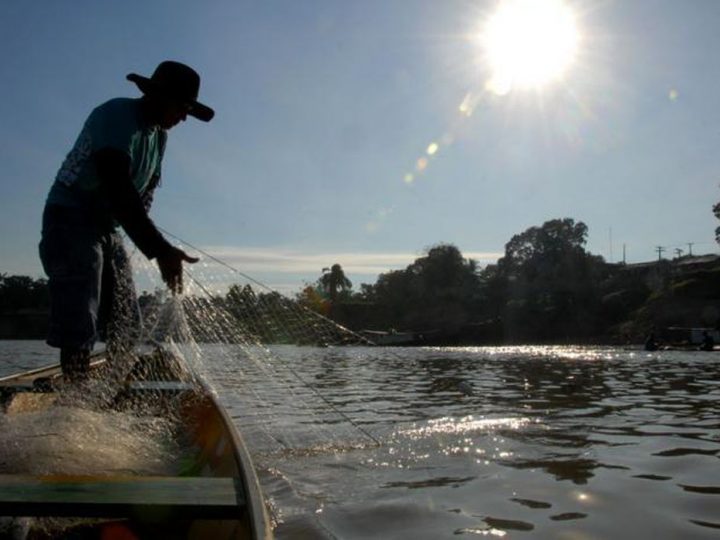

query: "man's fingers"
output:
170 274 181 295
162 271 178 294
158 248 196 294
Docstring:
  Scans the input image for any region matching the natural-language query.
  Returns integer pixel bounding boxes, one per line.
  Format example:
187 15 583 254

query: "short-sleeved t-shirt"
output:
46 97 166 209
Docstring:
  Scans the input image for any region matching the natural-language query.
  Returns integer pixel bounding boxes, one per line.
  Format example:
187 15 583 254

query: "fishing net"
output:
1 234 380 475
124 237 380 456
0 235 382 536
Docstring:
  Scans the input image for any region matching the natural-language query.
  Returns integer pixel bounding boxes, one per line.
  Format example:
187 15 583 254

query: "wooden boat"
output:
0 349 272 539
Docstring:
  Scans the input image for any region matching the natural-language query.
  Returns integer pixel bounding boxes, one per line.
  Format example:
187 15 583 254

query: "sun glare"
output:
481 0 579 94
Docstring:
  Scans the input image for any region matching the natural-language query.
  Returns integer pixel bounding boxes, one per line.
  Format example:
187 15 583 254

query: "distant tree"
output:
493 218 605 341
352 283 376 303
404 244 480 326
368 268 411 326
318 264 352 304
477 263 506 320
295 284 330 315
226 283 257 307
499 218 589 276
714 201 720 245
364 243 481 330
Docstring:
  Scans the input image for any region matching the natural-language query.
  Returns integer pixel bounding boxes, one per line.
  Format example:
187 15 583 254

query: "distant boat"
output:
0 349 272 539
660 326 718 351
360 329 419 346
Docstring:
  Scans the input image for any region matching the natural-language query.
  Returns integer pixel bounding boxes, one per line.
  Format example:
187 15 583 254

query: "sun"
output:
480 0 580 94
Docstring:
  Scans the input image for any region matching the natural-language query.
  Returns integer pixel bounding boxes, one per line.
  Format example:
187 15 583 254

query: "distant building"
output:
672 254 720 271
613 254 720 291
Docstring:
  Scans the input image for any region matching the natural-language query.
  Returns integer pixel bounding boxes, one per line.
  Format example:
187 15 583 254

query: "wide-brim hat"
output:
127 61 214 122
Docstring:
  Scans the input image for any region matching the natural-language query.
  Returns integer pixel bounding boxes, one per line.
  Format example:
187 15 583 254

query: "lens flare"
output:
400 0 581 185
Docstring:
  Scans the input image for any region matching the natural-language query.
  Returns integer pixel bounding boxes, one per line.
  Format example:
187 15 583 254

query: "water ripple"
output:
213 345 720 538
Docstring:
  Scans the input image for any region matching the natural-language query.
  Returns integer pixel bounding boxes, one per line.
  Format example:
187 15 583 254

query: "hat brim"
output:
127 73 214 122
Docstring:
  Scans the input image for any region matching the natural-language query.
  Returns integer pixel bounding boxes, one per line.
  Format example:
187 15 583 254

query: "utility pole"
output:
674 248 684 258
622 243 626 264
687 242 694 256
655 246 665 261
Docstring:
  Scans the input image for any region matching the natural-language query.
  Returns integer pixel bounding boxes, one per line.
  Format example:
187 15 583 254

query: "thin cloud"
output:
195 246 503 276
132 244 505 295
141 245 505 296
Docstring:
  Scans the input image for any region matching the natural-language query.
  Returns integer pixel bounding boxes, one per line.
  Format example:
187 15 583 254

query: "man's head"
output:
127 61 214 129
151 97 192 130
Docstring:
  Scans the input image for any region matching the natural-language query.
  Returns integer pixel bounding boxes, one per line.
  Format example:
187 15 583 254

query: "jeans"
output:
39 205 139 352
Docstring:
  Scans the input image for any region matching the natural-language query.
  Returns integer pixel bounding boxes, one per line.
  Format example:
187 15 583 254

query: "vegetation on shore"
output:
298 218 719 344
3 217 719 344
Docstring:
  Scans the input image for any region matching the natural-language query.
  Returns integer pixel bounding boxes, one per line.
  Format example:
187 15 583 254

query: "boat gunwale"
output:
200 378 272 540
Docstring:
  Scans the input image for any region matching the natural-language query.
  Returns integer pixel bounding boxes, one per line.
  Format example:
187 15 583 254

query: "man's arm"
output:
141 173 161 212
94 147 172 258
94 147 197 292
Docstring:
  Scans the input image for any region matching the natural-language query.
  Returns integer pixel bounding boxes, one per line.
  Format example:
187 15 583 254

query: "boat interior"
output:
0 350 268 540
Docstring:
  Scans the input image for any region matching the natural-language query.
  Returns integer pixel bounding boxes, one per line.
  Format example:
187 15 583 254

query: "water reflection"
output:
218 346 720 538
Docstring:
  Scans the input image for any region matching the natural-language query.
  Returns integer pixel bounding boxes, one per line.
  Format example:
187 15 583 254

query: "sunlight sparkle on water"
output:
464 345 624 361
400 415 531 439
575 490 596 504
458 527 507 537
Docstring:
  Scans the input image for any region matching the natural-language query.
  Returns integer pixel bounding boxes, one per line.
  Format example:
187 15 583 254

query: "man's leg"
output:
59 348 90 380
39 208 103 380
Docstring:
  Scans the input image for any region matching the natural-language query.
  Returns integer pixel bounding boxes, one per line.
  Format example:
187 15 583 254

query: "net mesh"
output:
127 241 380 455
1 235 380 471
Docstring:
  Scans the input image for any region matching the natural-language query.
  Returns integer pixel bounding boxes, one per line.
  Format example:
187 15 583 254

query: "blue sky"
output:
2 0 719 294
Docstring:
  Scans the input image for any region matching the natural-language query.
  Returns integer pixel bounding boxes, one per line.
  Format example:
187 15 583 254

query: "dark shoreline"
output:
0 311 48 340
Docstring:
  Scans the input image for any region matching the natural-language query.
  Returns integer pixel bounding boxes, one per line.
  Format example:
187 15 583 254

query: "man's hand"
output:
156 246 199 294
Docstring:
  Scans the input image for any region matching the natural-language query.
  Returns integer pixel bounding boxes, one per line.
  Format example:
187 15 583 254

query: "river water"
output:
1 340 719 539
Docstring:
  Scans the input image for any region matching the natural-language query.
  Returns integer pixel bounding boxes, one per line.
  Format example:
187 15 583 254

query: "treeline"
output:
0 274 50 338
4 217 718 344
297 218 652 343
0 274 49 312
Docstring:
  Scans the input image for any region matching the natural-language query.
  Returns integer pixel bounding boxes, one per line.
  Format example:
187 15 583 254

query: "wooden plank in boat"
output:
1 380 193 394
0 381 42 392
0 474 245 520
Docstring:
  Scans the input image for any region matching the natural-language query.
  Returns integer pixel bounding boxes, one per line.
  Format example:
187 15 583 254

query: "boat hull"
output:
0 351 272 539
